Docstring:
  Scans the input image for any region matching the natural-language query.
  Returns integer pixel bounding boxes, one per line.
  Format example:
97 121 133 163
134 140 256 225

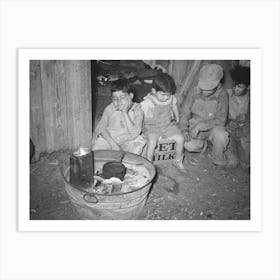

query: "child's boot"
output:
173 156 187 173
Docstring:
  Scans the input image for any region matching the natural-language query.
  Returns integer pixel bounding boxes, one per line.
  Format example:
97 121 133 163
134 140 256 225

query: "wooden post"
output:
40 60 56 152
63 61 92 150
172 60 188 93
168 60 174 75
30 60 46 159
54 60 68 150
177 60 202 106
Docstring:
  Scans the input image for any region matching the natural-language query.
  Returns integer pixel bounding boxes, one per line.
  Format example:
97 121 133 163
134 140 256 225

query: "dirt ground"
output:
30 150 250 220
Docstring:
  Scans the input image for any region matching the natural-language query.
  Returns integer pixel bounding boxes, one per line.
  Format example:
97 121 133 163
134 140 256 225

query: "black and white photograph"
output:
2 1 279 279
29 58 252 221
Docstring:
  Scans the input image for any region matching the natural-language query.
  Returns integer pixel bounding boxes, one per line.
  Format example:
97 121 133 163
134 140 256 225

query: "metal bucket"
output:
61 150 156 220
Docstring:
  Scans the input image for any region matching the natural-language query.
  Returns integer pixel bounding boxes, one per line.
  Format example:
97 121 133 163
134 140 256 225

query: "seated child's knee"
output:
170 133 184 144
147 135 158 147
212 126 228 143
176 133 185 144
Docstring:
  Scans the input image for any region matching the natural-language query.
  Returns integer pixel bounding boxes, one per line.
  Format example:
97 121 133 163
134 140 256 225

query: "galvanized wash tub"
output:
61 150 156 220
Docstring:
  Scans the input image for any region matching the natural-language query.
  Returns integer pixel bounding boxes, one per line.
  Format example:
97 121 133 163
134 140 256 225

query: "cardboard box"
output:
153 138 176 161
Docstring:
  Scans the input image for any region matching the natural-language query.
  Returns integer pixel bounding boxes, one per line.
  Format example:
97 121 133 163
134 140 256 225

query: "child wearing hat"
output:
182 64 229 166
140 73 186 172
92 79 146 155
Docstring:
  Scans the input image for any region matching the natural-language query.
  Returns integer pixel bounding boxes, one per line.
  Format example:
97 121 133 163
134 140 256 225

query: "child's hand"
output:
236 114 246 123
228 120 239 131
119 99 132 113
190 123 202 138
184 131 191 142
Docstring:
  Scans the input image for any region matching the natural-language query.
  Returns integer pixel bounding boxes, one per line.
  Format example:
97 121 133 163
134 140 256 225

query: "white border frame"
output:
19 49 262 232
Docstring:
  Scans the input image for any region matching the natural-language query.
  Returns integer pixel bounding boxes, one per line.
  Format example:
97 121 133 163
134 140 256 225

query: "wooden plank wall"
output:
30 60 92 158
30 61 47 159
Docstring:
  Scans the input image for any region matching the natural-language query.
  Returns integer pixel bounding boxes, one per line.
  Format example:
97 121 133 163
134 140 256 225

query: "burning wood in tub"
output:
89 163 150 195
90 175 122 194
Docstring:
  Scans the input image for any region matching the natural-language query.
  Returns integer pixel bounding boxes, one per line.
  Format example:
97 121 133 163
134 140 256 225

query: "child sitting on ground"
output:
140 73 186 172
92 79 146 155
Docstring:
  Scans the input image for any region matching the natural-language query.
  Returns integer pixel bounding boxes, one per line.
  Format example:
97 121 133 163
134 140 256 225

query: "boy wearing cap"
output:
92 79 146 155
226 65 250 169
182 63 229 166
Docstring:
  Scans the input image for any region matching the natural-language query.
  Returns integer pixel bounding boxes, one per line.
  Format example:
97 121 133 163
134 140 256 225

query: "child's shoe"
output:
208 153 227 167
172 158 187 173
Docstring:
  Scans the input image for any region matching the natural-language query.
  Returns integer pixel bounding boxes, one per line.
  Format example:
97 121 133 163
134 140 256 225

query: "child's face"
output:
201 84 220 97
154 91 172 102
233 83 248 96
111 90 132 111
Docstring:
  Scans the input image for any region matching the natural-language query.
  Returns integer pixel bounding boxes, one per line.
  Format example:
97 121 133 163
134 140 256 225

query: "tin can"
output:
70 147 94 190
